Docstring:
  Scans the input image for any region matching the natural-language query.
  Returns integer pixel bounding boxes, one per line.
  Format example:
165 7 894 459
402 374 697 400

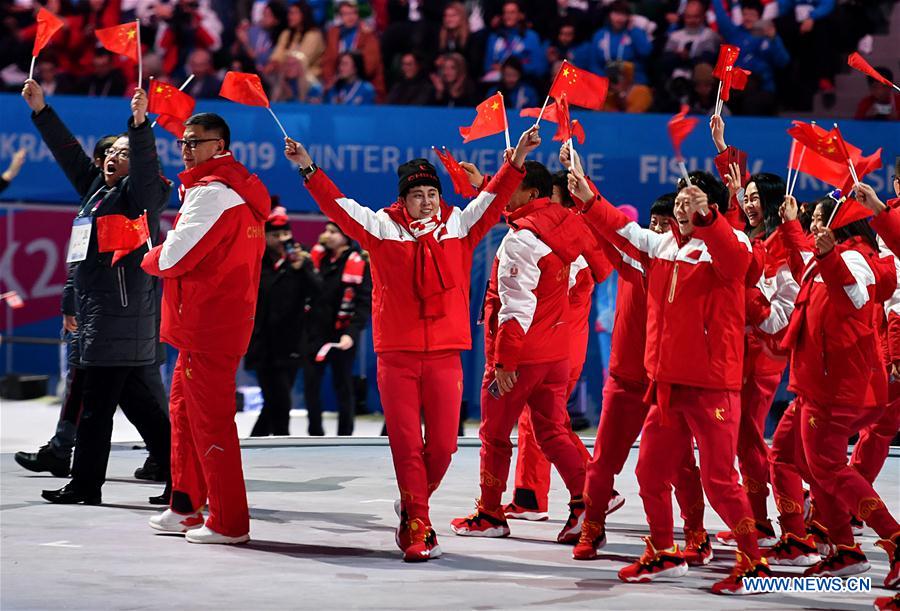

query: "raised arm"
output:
24 80 100 198
124 88 171 215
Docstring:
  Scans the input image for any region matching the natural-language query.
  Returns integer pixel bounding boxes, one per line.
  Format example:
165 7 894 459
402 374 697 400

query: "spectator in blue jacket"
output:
489 57 538 109
546 18 591 73
326 52 376 105
483 1 547 83
588 1 652 85
711 0 789 94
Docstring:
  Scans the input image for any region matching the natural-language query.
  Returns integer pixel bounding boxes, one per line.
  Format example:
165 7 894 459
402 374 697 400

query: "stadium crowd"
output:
0 0 895 116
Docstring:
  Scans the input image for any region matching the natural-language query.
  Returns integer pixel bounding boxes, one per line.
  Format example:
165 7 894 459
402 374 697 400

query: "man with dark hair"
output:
142 112 271 544
451 160 591 543
649 192 676 233
572 167 770 593
21 81 172 506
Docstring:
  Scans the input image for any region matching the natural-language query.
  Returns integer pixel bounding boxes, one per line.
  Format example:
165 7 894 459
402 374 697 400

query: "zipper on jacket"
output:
117 267 128 308
667 263 679 303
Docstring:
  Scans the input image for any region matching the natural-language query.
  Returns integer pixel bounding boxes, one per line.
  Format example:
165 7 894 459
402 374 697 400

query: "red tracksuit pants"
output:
377 350 463 525
479 359 586 511
850 383 900 484
511 360 590 512
582 375 706 531
636 385 760 557
169 351 249 537
738 371 783 522
770 396 900 546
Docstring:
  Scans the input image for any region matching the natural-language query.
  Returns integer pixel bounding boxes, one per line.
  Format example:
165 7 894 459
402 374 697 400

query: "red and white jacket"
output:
582 195 753 391
142 152 270 357
781 221 896 408
483 198 590 371
303 162 523 354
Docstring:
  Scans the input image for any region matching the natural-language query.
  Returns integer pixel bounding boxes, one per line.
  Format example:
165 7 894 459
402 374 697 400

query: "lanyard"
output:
78 185 109 218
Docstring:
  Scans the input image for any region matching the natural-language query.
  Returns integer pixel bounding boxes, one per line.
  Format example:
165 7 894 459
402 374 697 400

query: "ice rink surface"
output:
2 434 897 610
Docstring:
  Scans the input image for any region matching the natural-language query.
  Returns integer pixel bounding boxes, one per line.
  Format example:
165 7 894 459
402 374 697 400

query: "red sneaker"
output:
875 532 900 589
572 520 606 560
715 520 777 548
403 519 442 562
765 532 821 566
394 500 410 551
874 593 900 610
803 543 870 578
606 489 625 515
450 504 510 538
711 552 772 595
557 498 585 544
503 502 549 521
806 519 832 556
617 537 688 583
683 529 713 566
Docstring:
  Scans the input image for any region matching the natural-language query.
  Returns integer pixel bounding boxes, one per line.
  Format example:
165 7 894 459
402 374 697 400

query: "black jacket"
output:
245 249 322 370
35 106 171 367
306 246 372 357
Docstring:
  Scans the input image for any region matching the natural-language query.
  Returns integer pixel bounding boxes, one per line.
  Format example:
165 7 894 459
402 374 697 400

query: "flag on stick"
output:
828 197 872 229
219 71 289 137
433 147 478 198
787 121 882 194
848 52 900 93
459 93 506 143
548 60 609 111
30 8 64 79
520 102 585 144
96 22 139 60
667 104 698 160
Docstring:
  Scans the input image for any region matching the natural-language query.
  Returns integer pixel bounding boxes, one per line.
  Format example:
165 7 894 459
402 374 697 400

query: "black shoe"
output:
134 456 168 482
149 481 171 505
41 483 101 505
15 444 71 477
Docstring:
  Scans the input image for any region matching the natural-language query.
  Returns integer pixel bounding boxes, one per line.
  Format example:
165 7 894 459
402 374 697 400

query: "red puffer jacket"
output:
582 195 753 391
142 153 270 357
304 162 523 354
483 198 591 370
782 235 896 409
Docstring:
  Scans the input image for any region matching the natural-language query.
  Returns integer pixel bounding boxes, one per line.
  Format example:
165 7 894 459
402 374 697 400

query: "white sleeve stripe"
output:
336 197 385 239
732 228 754 253
616 221 663 257
497 230 550 334
159 183 243 271
569 255 588 290
759 264 800 335
840 250 876 309
453 191 498 237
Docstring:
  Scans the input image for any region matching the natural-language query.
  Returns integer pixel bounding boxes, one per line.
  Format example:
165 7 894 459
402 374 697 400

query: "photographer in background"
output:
304 221 371 436
245 204 321 437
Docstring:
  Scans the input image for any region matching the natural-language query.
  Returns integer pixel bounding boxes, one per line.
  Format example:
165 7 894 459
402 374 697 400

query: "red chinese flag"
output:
787 122 845 163
433 148 477 198
219 71 270 107
788 122 882 193
848 52 897 89
97 212 150 264
713 44 741 79
156 113 186 138
828 197 872 230
667 104 698 160
149 80 195 121
548 60 609 110
459 93 505 143
720 66 750 101
552 95 572 142
33 8 65 56
521 102 585 144
95 22 139 61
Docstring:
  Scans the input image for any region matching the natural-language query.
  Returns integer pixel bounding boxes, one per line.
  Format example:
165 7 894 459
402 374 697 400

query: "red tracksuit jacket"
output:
782 229 896 408
483 198 590 370
582 196 753 391
141 152 270 356
304 162 523 354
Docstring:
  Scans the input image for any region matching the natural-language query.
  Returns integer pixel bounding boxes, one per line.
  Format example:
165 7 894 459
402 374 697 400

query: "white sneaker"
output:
185 525 250 545
149 509 204 533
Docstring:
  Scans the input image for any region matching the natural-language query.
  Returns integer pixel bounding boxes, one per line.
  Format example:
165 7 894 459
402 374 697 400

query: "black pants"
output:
251 365 299 437
71 365 171 493
304 347 356 436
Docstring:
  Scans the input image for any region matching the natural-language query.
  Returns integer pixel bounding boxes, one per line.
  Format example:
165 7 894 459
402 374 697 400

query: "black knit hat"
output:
397 158 442 196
